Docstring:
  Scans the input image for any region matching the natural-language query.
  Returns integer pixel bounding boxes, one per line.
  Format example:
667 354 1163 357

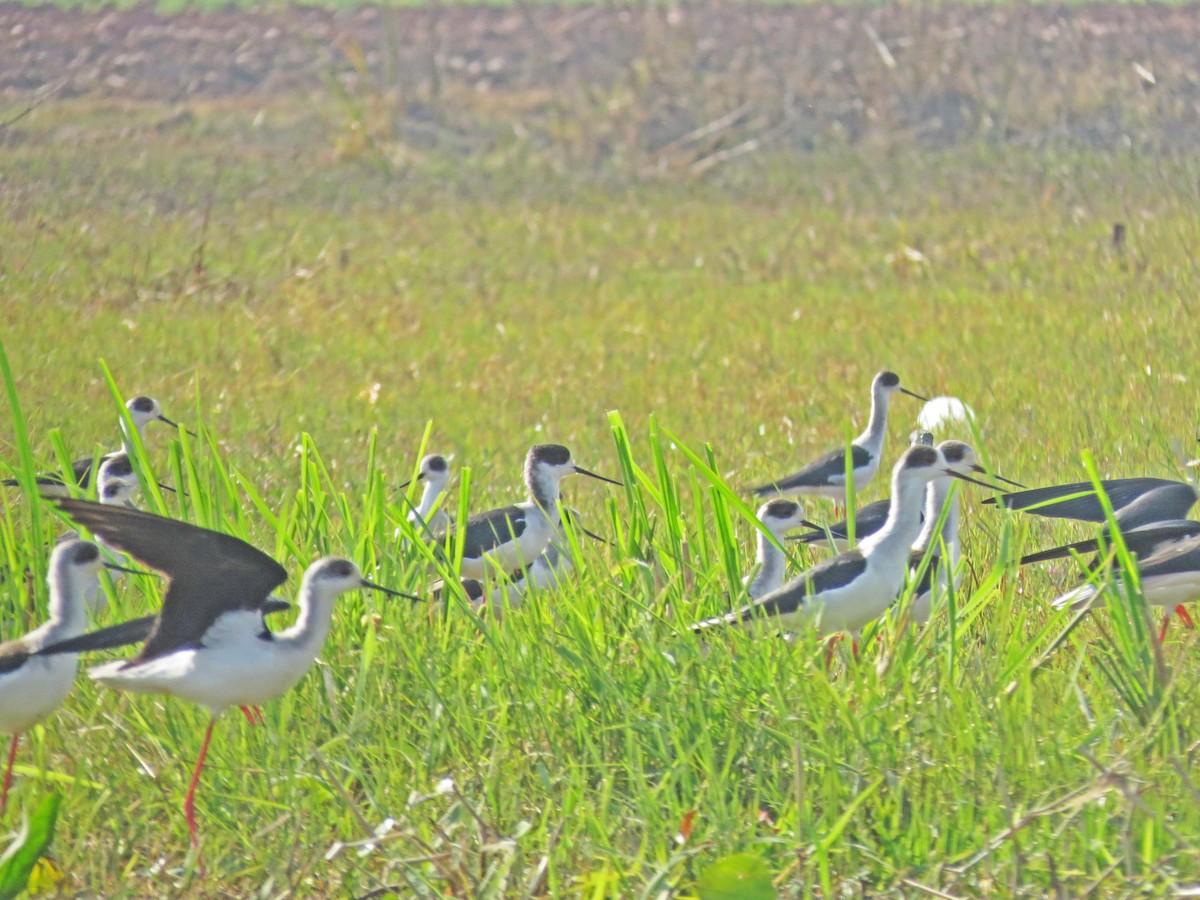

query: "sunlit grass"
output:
1 98 1198 896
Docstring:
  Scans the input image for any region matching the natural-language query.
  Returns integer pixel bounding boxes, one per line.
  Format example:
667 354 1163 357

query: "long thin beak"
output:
157 482 177 493
398 472 426 491
578 525 613 546
361 578 422 602
574 466 623 486
105 561 152 576
900 388 930 401
971 464 1026 489
947 469 1007 491
158 414 199 438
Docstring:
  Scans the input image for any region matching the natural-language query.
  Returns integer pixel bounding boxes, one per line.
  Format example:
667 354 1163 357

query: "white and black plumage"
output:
696 444 988 637
466 508 608 613
2 396 187 496
1021 519 1200 567
1051 533 1200 642
984 477 1198 531
745 499 809 600
905 441 1014 623
454 444 620 580
789 431 938 551
0 540 105 814
749 371 927 505
401 454 452 537
40 498 413 856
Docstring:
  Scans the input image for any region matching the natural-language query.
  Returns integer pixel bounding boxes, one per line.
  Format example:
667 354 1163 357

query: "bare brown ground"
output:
2 2 1199 167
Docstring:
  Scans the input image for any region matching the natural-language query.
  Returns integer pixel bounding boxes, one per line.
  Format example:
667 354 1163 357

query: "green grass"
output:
1 97 1199 897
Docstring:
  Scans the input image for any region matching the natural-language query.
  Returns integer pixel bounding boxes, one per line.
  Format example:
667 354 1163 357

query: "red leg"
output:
239 705 265 726
239 706 257 726
0 734 19 816
1159 613 1172 644
184 718 216 861
1176 605 1195 630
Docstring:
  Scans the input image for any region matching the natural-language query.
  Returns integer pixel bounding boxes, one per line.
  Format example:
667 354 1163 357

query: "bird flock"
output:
1 374 1198 869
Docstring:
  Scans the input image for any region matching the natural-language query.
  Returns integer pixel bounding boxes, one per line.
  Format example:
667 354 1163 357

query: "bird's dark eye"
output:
104 485 121 498
131 397 155 412
329 560 355 579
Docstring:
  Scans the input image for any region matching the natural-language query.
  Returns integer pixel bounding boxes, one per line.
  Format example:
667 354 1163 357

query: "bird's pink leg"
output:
1176 605 1195 631
184 718 216 866
238 705 265 726
0 734 20 816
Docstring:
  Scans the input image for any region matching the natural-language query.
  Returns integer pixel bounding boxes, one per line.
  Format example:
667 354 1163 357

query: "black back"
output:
751 444 872 497
984 478 1196 525
54 499 288 662
460 505 527 558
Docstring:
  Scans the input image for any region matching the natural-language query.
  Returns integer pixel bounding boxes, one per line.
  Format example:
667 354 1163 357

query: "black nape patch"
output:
129 396 155 413
877 371 901 388
71 542 101 564
940 442 969 464
904 445 939 468
427 456 449 473
532 444 572 466
326 559 355 579
764 499 800 519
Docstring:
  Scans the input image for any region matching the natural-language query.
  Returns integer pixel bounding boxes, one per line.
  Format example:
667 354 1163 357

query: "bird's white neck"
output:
44 568 92 644
746 527 787 599
856 386 891 454
861 470 929 560
416 479 446 519
275 580 338 656
527 467 562 513
914 477 961 562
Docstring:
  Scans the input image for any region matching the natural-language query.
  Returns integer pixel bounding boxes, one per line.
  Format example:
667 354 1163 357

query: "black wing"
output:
3 456 99 491
460 505 526 558
792 498 893 544
983 478 1193 523
694 550 868 630
1020 519 1200 566
750 445 871 497
1136 534 1200 578
53 499 288 662
37 615 158 657
39 599 292 658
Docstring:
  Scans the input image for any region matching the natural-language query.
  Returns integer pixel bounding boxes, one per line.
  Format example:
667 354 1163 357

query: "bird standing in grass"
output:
0 540 109 815
698 444 994 638
40 499 413 862
454 444 620 580
2 396 188 496
750 371 927 516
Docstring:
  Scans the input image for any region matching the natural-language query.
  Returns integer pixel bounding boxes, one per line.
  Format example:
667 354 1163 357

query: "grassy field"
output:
3 7 1200 894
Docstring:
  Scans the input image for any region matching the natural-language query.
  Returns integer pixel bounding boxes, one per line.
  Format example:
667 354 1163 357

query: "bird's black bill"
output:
970 464 1026 489
574 466 623 487
157 482 178 494
159 415 199 438
900 388 929 401
104 561 152 576
578 525 613 546
360 578 423 602
947 469 1008 491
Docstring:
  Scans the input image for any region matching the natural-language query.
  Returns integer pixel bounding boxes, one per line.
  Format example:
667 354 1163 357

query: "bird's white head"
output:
525 444 622 505
418 454 451 491
47 539 104 621
126 396 181 432
873 371 928 403
304 557 415 604
937 441 1022 488
757 498 807 535
98 477 137 508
